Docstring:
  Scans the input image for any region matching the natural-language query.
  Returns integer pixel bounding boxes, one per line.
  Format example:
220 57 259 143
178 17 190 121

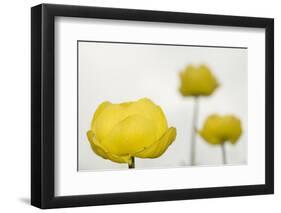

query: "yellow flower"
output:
87 98 177 166
179 64 219 96
198 114 242 145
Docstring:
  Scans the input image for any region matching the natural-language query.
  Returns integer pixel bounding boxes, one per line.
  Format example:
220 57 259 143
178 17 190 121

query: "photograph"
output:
78 41 247 171
30 3 274 209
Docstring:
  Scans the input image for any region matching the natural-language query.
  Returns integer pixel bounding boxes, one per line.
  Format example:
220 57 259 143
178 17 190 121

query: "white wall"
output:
0 0 279 212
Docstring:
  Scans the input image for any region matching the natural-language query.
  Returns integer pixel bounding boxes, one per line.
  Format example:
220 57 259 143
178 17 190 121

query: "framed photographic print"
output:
31 3 274 209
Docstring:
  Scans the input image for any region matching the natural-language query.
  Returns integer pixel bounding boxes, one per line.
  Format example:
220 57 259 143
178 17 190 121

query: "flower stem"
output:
221 142 227 164
190 97 199 166
128 157 135 169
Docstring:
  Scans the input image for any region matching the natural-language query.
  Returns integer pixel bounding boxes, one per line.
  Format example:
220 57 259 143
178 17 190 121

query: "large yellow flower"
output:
198 114 242 145
87 98 176 166
179 64 219 96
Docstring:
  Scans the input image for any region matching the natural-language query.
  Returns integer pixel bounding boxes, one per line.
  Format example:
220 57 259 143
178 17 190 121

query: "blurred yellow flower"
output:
179 64 219 96
198 114 242 145
87 98 176 166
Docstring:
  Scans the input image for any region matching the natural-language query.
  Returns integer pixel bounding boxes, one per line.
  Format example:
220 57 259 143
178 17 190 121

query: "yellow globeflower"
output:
179 64 219 96
87 98 177 166
198 114 242 145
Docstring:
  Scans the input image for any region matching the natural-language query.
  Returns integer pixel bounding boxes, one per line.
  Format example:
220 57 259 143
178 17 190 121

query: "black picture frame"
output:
31 3 274 209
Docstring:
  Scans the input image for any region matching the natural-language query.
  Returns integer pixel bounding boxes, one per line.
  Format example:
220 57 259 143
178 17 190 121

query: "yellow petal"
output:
93 98 168 145
179 64 219 96
93 103 132 141
88 98 176 164
128 98 168 138
91 101 111 132
92 98 168 141
198 130 221 145
87 130 108 159
133 127 176 158
198 114 242 145
102 115 158 155
87 131 131 164
220 115 242 144
105 152 132 164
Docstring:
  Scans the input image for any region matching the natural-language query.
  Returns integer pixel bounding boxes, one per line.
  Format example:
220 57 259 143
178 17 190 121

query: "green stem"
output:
221 142 227 164
190 97 199 166
128 157 135 169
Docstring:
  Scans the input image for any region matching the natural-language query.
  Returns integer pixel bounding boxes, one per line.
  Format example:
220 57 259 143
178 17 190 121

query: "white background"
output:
0 0 279 212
